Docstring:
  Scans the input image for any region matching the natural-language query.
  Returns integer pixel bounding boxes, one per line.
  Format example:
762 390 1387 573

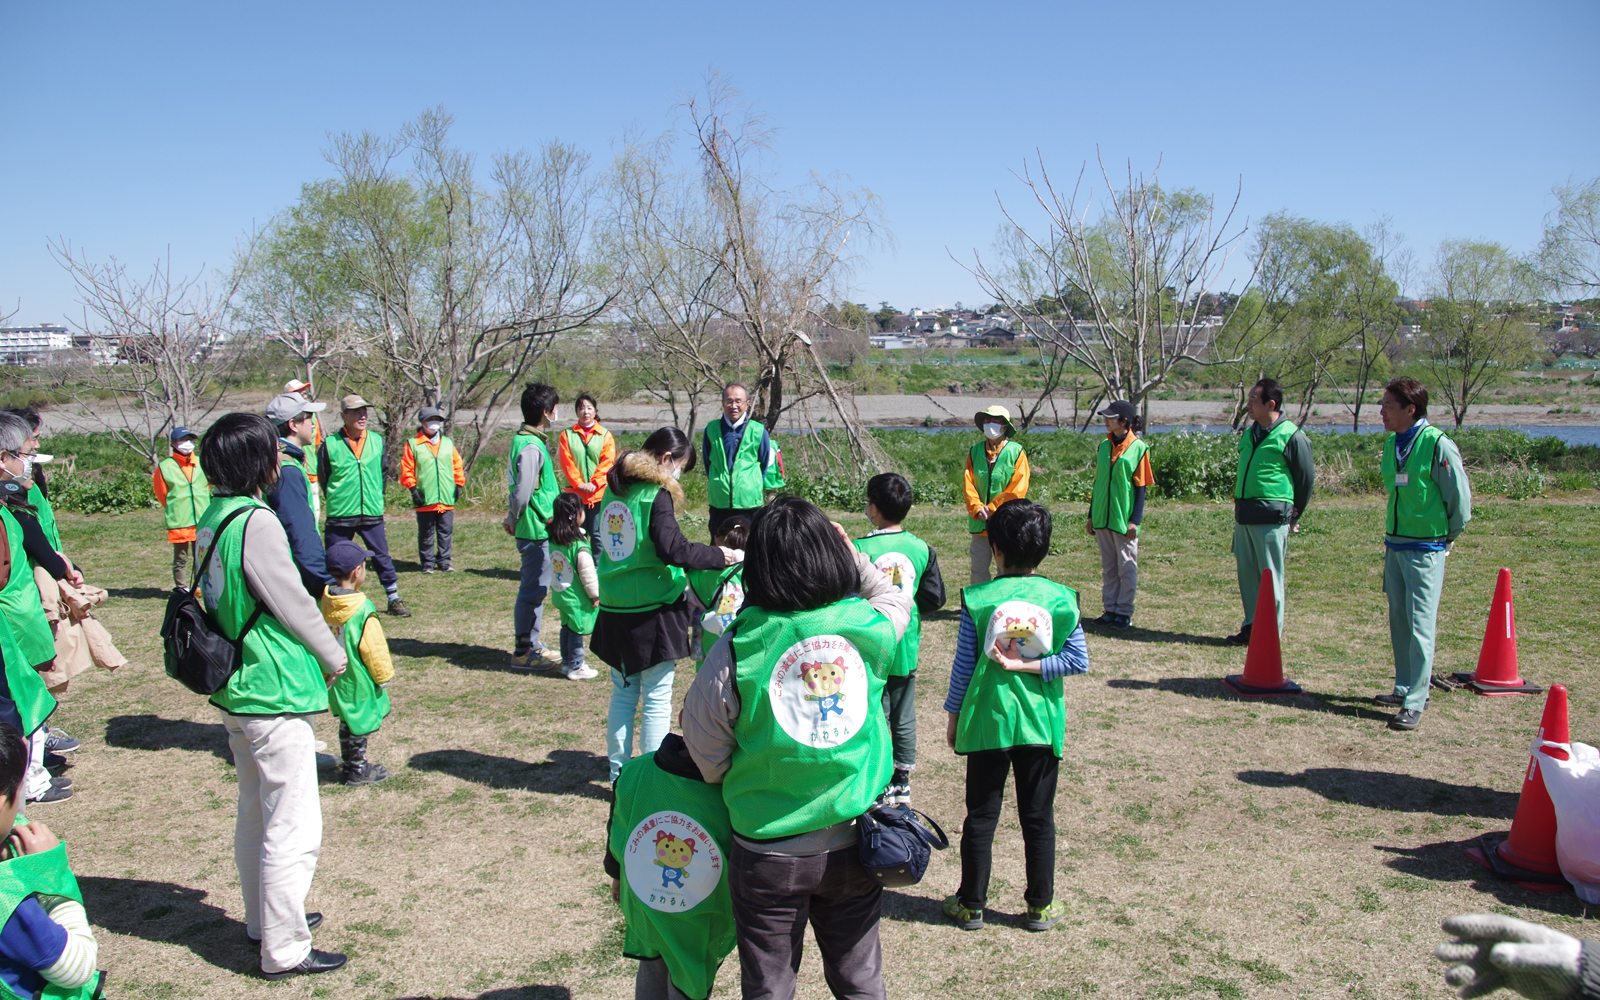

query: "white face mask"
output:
424 421 443 437
670 465 682 481
983 422 1005 441
17 458 32 481
175 440 196 455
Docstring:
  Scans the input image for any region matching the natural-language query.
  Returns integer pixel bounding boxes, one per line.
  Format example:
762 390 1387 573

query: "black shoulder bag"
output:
160 506 265 696
858 802 949 888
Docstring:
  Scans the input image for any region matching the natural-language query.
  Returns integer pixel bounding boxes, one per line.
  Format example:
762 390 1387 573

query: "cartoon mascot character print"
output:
653 831 697 889
624 811 724 912
983 600 1055 664
769 636 870 747
599 500 637 562
871 551 916 596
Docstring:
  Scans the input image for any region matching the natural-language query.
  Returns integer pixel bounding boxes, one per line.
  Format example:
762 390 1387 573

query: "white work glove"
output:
1436 914 1582 1000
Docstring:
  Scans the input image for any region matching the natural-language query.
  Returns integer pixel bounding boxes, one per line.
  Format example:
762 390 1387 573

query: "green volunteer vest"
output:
26 485 60 553
197 497 329 716
1383 424 1450 539
955 575 1080 758
411 435 458 507
597 485 687 612
705 419 781 509
610 751 736 1000
1234 419 1298 502
0 508 56 668
328 597 392 737
560 426 608 489
968 439 1023 533
549 536 599 635
0 843 97 1000
724 600 895 838
1090 436 1148 534
853 530 930 678
509 433 558 540
323 432 385 518
158 456 210 531
688 566 745 655
0 610 54 736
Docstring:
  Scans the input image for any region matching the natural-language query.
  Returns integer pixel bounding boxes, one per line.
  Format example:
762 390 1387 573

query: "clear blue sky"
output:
3 0 1596 325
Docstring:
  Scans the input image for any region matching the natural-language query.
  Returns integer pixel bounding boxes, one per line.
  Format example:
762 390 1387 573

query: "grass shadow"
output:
106 587 170 601
1374 840 1593 917
463 567 520 582
1103 679 1393 721
408 748 610 801
1236 768 1519 818
880 888 949 926
1090 625 1232 646
79 876 253 974
104 714 231 762
389 637 527 674
393 990 572 1000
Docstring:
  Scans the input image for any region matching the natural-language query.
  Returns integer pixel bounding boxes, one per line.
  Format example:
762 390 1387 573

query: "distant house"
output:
869 334 928 350
927 332 976 350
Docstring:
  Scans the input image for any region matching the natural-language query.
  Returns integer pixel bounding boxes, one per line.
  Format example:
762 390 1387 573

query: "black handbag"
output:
160 506 264 696
857 803 949 888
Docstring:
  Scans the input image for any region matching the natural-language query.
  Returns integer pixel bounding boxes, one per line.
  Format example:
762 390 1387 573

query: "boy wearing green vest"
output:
1086 401 1154 630
1226 378 1315 646
505 384 563 668
319 541 395 784
855 473 946 807
399 406 465 574
942 499 1088 933
152 427 209 590
606 732 736 1000
317 395 409 617
546 493 600 680
700 383 784 539
1375 378 1472 731
964 405 1030 585
687 517 749 661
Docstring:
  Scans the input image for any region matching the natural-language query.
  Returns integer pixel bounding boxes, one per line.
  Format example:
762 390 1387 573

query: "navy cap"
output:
325 540 375 577
1098 400 1138 425
170 426 198 443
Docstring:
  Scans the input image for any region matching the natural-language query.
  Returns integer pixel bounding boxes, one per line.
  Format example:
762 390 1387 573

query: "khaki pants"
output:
1385 547 1447 712
970 535 993 585
1094 527 1139 617
172 541 196 590
1232 523 1288 630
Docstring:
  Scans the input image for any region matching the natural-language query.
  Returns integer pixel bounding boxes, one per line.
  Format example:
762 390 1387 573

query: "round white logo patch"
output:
550 549 573 590
984 601 1054 662
600 501 637 562
769 635 870 748
623 810 724 913
871 551 917 595
702 578 745 638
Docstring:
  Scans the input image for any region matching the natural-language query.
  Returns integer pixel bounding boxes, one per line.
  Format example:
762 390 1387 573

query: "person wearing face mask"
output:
504 384 563 669
555 393 616 554
1085 401 1154 630
317 396 408 618
152 427 211 590
964 406 1031 585
398 407 465 574
592 427 740 782
701 383 785 540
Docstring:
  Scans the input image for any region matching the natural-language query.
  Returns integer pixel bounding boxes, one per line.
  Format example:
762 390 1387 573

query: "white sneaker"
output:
564 665 599 680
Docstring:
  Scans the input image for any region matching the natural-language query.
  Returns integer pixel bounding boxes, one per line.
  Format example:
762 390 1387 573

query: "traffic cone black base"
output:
1221 674 1302 698
1467 833 1570 892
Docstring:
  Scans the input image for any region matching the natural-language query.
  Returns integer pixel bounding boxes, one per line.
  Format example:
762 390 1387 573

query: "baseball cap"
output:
1098 400 1138 425
341 394 372 412
325 540 375 577
418 406 444 424
265 393 328 425
283 379 312 394
170 426 198 443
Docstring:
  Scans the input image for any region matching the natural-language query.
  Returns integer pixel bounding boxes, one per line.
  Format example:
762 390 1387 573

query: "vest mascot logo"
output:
983 600 1054 662
702 579 745 639
769 636 870 748
624 810 724 912
871 551 917 594
600 500 637 562
550 549 573 590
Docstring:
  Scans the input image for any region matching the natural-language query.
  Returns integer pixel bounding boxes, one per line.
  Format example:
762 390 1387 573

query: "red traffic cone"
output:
1223 568 1302 698
1456 568 1542 696
1467 684 1570 891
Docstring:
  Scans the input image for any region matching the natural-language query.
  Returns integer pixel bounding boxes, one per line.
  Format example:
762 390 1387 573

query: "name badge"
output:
1394 473 1410 486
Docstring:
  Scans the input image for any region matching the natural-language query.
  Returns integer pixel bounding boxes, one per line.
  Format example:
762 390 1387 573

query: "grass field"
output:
41 492 1600 1000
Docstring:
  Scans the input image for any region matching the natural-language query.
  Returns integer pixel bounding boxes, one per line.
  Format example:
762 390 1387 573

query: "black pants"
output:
415 509 454 569
881 672 917 771
729 843 885 1000
323 520 398 589
708 506 760 541
580 501 602 558
957 746 1059 910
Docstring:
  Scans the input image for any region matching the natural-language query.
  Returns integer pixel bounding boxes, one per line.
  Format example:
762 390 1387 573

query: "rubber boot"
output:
340 723 390 786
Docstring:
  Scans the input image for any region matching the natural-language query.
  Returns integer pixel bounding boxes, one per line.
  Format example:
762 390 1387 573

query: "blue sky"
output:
3 0 1596 324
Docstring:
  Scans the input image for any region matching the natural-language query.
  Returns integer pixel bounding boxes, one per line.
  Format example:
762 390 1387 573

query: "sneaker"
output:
43 753 67 772
51 776 71 789
262 949 347 980
1223 624 1253 646
942 895 984 931
1389 708 1424 731
44 729 80 753
1024 899 1068 932
438 564 454 573
27 785 71 804
885 770 911 807
386 599 413 618
250 912 321 943
531 648 563 668
508 648 534 669
342 761 391 786
1091 612 1115 626
1373 693 1404 707
1107 614 1131 630
564 665 599 680
422 567 435 575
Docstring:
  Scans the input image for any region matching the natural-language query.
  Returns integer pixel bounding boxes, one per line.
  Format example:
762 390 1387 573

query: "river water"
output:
896 425 1600 447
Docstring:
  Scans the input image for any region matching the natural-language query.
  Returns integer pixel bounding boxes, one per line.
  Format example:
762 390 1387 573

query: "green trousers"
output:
1384 547 1446 712
1232 523 1287 630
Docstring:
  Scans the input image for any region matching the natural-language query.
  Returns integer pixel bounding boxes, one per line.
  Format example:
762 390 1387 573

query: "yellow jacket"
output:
319 588 395 685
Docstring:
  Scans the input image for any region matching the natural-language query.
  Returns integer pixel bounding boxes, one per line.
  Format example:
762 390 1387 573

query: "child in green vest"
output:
1085 401 1153 630
605 731 735 1000
319 541 395 785
942 499 1088 934
686 516 749 661
547 493 600 680
152 426 209 590
854 473 945 806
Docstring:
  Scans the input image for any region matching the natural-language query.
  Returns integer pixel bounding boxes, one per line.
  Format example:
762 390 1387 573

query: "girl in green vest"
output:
680 496 913 999
1085 400 1153 629
686 516 749 660
547 493 600 681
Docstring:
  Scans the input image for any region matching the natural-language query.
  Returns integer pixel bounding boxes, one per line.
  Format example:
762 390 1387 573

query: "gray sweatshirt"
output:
506 425 547 522
239 508 346 676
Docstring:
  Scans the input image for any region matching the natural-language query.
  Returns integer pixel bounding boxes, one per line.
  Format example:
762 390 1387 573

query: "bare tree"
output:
1417 239 1538 429
1536 176 1600 295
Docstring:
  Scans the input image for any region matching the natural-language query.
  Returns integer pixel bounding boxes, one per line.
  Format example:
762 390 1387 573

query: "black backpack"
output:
160 506 265 696
857 803 949 888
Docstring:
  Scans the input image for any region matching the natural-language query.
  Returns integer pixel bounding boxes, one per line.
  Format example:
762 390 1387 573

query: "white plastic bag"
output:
1534 739 1600 902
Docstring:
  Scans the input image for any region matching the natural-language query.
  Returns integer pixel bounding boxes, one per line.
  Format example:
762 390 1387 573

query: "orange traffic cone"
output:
1222 568 1302 698
1466 684 1570 891
1453 568 1542 696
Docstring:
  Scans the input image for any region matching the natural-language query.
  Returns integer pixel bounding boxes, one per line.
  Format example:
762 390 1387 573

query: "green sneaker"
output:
1024 899 1067 932
942 895 984 931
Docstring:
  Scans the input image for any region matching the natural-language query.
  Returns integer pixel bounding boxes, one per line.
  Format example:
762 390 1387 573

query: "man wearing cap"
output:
700 382 784 538
398 406 465 573
1087 400 1154 629
317 396 409 617
1226 377 1315 646
284 379 325 520
964 404 1030 584
265 393 335 599
152 427 210 589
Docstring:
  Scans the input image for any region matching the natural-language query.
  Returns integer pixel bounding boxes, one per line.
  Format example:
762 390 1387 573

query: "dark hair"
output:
548 492 585 546
607 427 697 497
1251 378 1284 413
1384 377 1429 419
1 408 41 433
866 472 914 524
0 723 26 805
743 496 859 613
713 515 751 551
520 383 559 426
574 392 599 418
201 413 281 497
987 499 1052 569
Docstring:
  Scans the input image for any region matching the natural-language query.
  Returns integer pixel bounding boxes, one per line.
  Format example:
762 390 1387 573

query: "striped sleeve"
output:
1038 625 1090 681
37 897 96 989
943 609 982 713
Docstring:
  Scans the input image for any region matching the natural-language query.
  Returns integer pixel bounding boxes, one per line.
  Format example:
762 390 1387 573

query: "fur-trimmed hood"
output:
613 450 686 511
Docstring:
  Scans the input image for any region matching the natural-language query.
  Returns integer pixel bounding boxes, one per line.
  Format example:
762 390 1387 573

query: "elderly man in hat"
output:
963 404 1030 584
152 426 210 589
316 395 409 617
265 392 335 599
398 406 465 573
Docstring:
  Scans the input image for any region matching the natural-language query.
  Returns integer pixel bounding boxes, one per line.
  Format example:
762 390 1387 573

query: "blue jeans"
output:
606 660 675 782
559 626 586 673
513 538 551 650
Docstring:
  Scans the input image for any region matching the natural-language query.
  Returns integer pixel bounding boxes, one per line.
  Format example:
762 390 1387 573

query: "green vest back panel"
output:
509 434 558 540
549 536 599 634
968 440 1022 533
852 530 930 677
596 485 686 612
705 419 778 509
158 457 211 530
412 436 458 507
324 432 386 518
0 608 54 736
561 427 607 487
610 752 736 1000
1234 420 1298 502
328 598 391 736
27 485 60 553
1091 437 1148 533
0 508 56 667
724 600 895 838
956 575 1080 757
0 843 97 1000
198 497 329 715
1383 424 1450 539
688 566 745 654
